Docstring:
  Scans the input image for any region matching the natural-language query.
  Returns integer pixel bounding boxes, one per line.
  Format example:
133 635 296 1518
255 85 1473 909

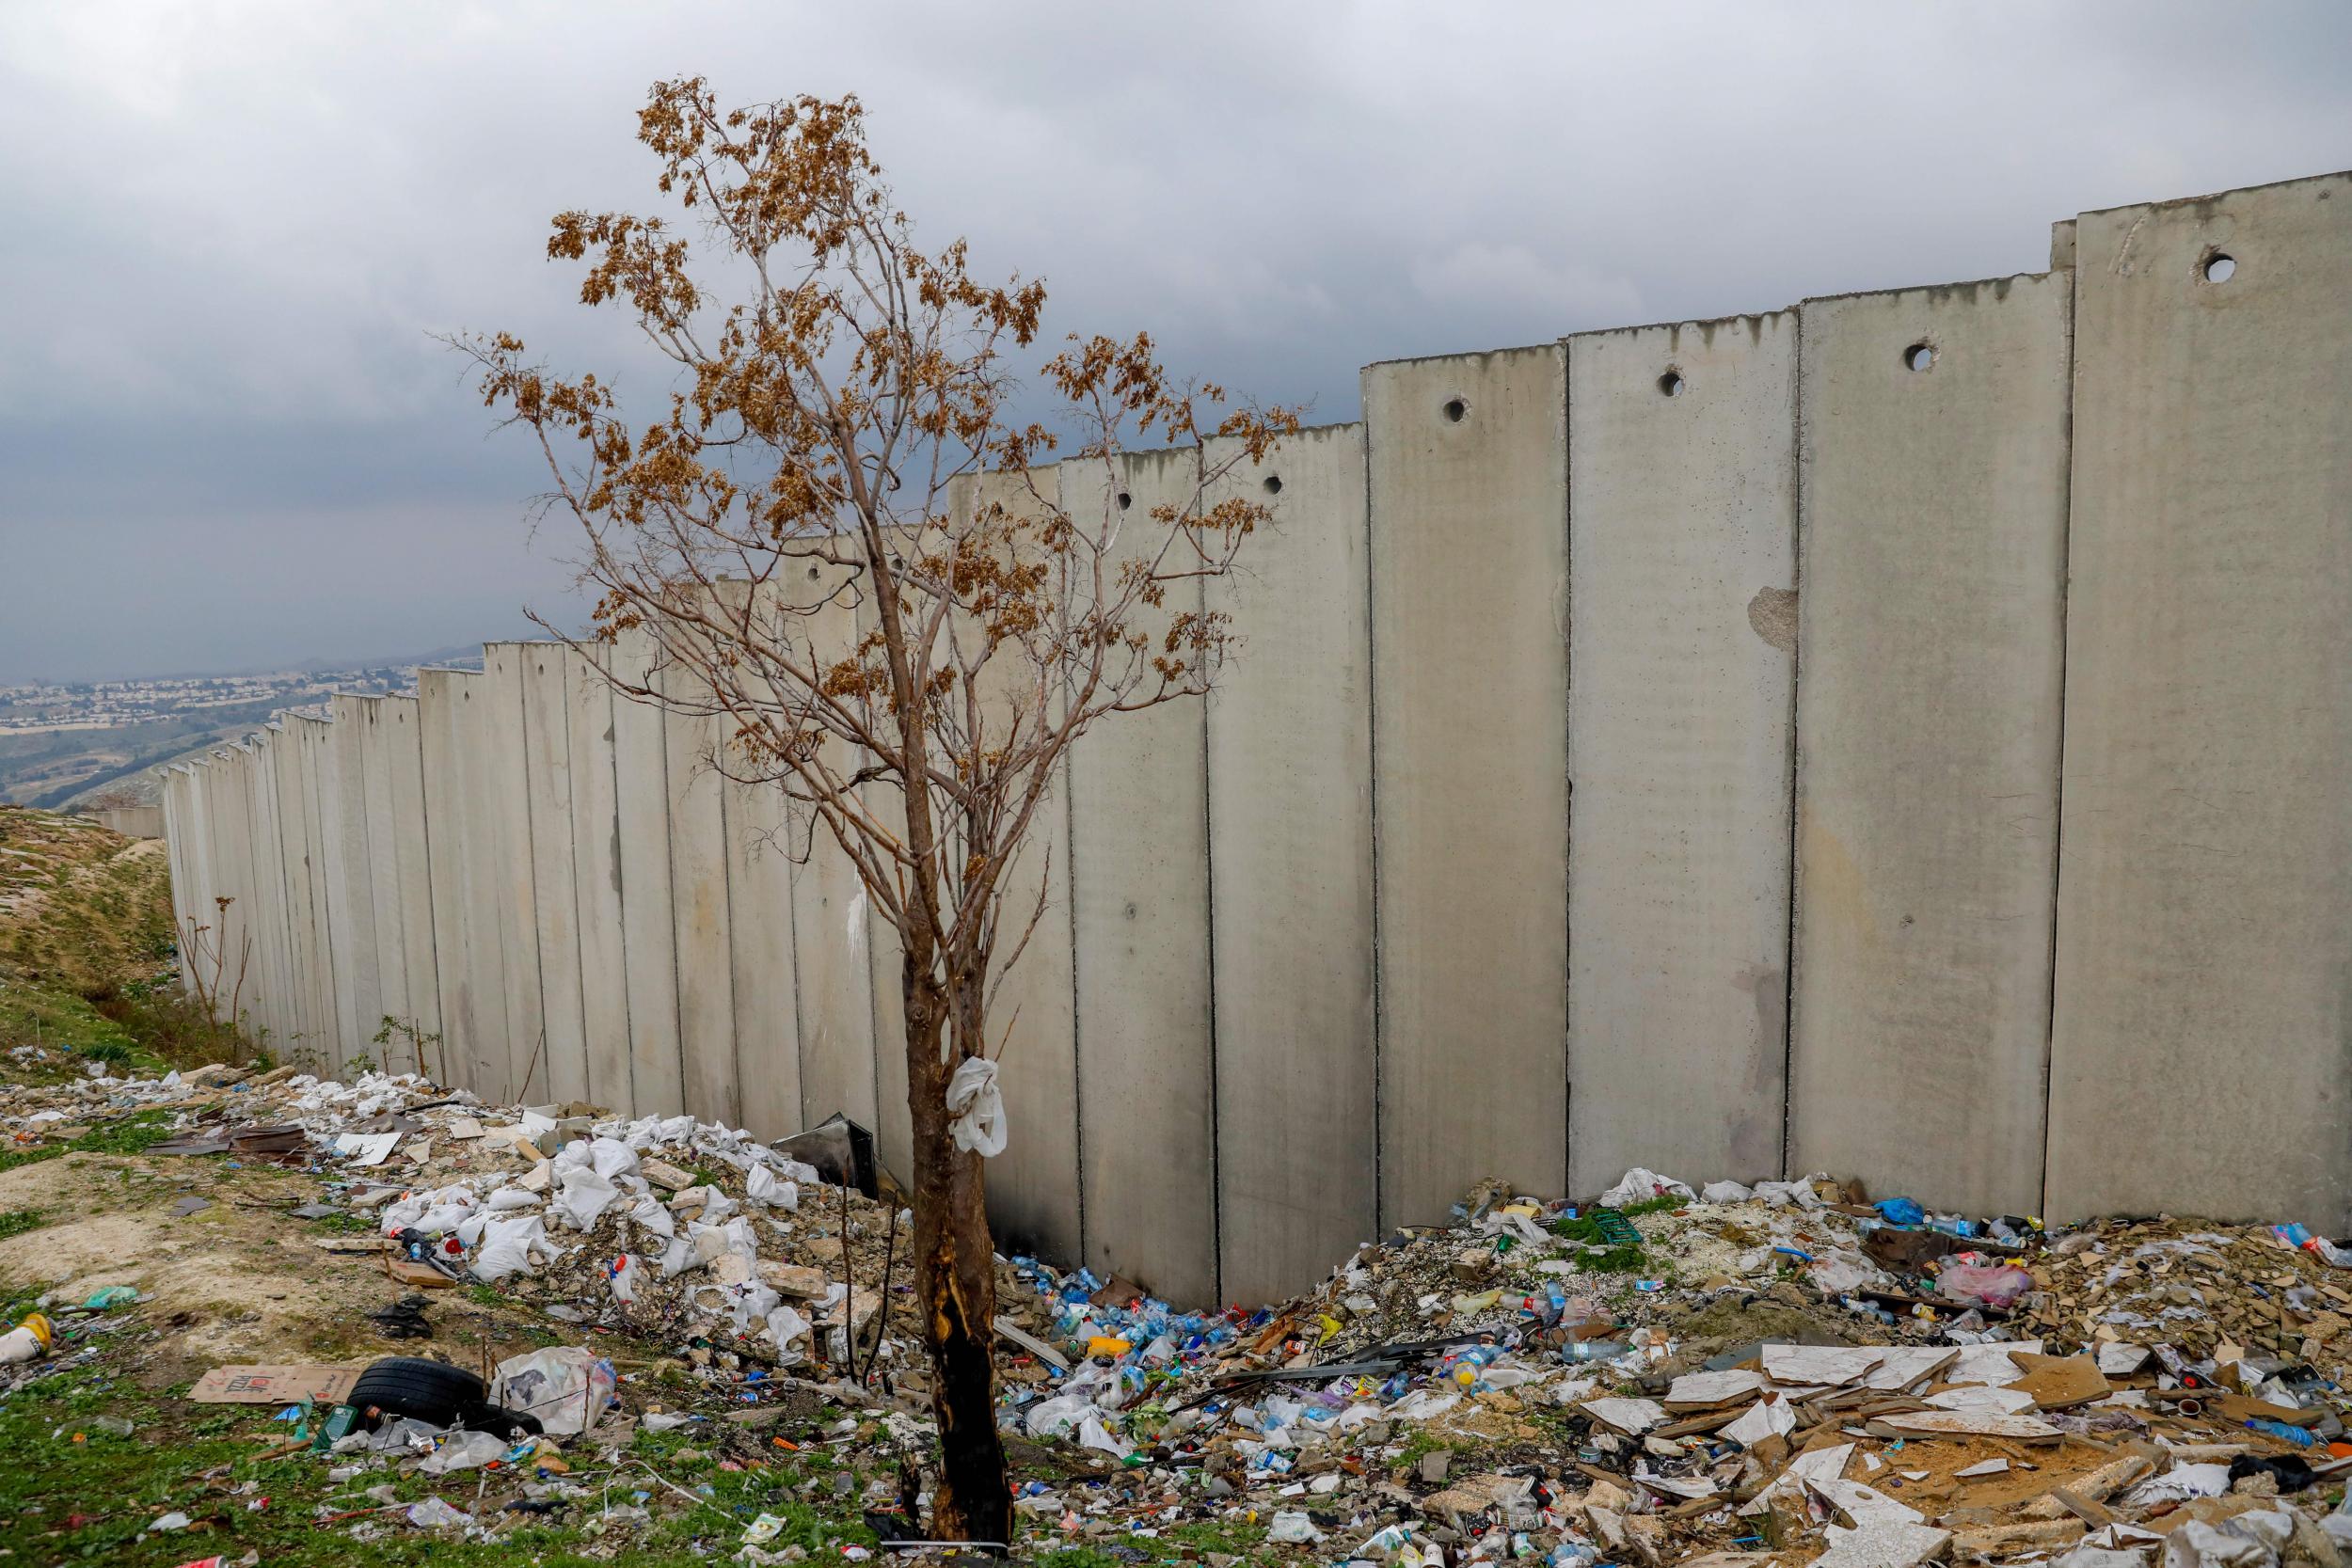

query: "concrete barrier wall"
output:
164 170 2352 1299
1566 316 1798 1196
2047 172 2352 1234
1788 274 2073 1217
1366 346 1571 1227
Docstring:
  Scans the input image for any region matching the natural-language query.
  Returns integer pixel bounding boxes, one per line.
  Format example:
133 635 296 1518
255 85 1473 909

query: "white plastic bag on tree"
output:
946 1056 1008 1157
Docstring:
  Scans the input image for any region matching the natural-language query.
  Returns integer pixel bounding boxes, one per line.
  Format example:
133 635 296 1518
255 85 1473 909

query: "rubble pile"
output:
3 1059 2351 1566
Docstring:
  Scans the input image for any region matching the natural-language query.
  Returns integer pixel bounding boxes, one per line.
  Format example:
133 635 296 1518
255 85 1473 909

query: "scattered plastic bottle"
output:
2246 1418 2317 1448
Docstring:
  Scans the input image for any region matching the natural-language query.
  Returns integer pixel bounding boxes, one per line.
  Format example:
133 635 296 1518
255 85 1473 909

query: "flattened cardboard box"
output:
191 1364 366 1405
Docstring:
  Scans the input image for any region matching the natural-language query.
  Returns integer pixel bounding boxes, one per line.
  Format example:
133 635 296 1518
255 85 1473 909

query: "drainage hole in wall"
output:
1442 397 1468 422
1658 371 1685 398
1262 474 1282 495
2203 252 2236 283
1116 490 1132 511
1904 342 1936 372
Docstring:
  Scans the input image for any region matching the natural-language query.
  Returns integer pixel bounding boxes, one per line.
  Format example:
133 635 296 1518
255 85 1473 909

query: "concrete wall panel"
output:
1366 347 1570 1224
482 648 547 1101
2048 174 2352 1230
611 632 685 1115
787 593 881 1137
1566 317 1798 1194
723 714 803 1142
1204 425 1378 1303
294 719 347 1071
1789 275 2072 1216
380 697 445 1066
419 672 506 1094
267 734 324 1062
355 701 413 1030
960 467 1082 1266
1065 449 1219 1305
661 658 741 1126
326 697 384 1068
520 646 590 1106
564 647 633 1113
236 742 292 1051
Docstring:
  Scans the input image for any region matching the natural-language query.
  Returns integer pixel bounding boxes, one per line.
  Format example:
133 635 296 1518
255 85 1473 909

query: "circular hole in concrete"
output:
1116 491 1132 511
1442 397 1468 422
2203 252 2236 283
1658 371 1685 398
1262 474 1283 496
806 566 820 581
1905 342 1936 372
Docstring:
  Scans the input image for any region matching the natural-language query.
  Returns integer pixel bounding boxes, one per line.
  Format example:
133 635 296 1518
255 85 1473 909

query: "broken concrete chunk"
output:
641 1159 696 1191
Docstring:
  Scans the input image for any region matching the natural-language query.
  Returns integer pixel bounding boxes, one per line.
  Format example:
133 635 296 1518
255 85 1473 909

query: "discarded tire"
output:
348 1356 486 1426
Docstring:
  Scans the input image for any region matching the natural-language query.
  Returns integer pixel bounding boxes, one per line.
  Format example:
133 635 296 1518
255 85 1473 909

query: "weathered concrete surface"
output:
1203 425 1378 1303
326 697 384 1069
1789 274 2072 1217
1566 317 1798 1194
267 732 327 1061
609 631 684 1117
227 743 286 1050
1366 346 1569 1226
354 700 412 1028
564 645 633 1114
482 649 547 1101
294 718 348 1072
418 672 508 1096
961 466 1082 1267
380 696 443 1047
2048 174 2352 1231
310 707 361 1069
855 581 914 1184
1065 448 1219 1306
660 657 741 1127
720 672 803 1141
520 647 590 1106
786 594 879 1136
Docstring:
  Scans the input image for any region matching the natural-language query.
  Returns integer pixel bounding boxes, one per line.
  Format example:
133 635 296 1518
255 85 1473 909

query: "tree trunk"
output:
905 961 1010 1547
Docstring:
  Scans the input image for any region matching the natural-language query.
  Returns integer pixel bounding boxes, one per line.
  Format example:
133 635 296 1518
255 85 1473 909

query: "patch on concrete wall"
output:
1747 586 1799 653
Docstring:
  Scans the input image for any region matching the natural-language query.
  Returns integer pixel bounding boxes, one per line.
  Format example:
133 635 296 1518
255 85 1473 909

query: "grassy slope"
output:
0 804 245 1078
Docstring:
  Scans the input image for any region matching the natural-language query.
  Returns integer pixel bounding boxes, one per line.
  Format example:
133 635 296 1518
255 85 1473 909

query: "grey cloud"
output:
2 0 2347 679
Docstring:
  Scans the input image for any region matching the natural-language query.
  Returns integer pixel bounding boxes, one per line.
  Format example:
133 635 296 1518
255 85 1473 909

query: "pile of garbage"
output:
5 1059 2352 1566
980 1172 2352 1567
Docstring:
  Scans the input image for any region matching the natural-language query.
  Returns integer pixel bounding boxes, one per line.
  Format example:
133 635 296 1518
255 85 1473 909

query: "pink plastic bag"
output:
1936 1261 2033 1308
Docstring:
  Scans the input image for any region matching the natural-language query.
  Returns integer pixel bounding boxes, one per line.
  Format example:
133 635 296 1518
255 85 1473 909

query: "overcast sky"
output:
2 1 2347 683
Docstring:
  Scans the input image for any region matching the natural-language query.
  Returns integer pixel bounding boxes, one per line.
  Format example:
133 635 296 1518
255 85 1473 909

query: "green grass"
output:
0 1208 47 1241
0 1107 180 1177
0 1352 893 1566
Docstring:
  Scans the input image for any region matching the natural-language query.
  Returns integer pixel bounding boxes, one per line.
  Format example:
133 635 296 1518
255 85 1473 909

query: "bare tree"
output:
456 79 1295 1543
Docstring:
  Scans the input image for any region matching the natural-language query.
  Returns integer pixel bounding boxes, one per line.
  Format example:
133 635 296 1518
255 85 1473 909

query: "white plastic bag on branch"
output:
946 1056 1008 1158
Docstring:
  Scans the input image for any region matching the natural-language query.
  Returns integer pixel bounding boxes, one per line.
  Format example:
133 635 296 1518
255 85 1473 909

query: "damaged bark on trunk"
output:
905 959 1009 1547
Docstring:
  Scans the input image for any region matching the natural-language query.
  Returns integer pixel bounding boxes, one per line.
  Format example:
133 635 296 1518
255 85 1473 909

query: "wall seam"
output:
1557 341 1576 1200
517 654 554 1104
1779 309 1807 1182
1359 404 1385 1237
2038 264 2080 1220
1198 549 1223 1307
